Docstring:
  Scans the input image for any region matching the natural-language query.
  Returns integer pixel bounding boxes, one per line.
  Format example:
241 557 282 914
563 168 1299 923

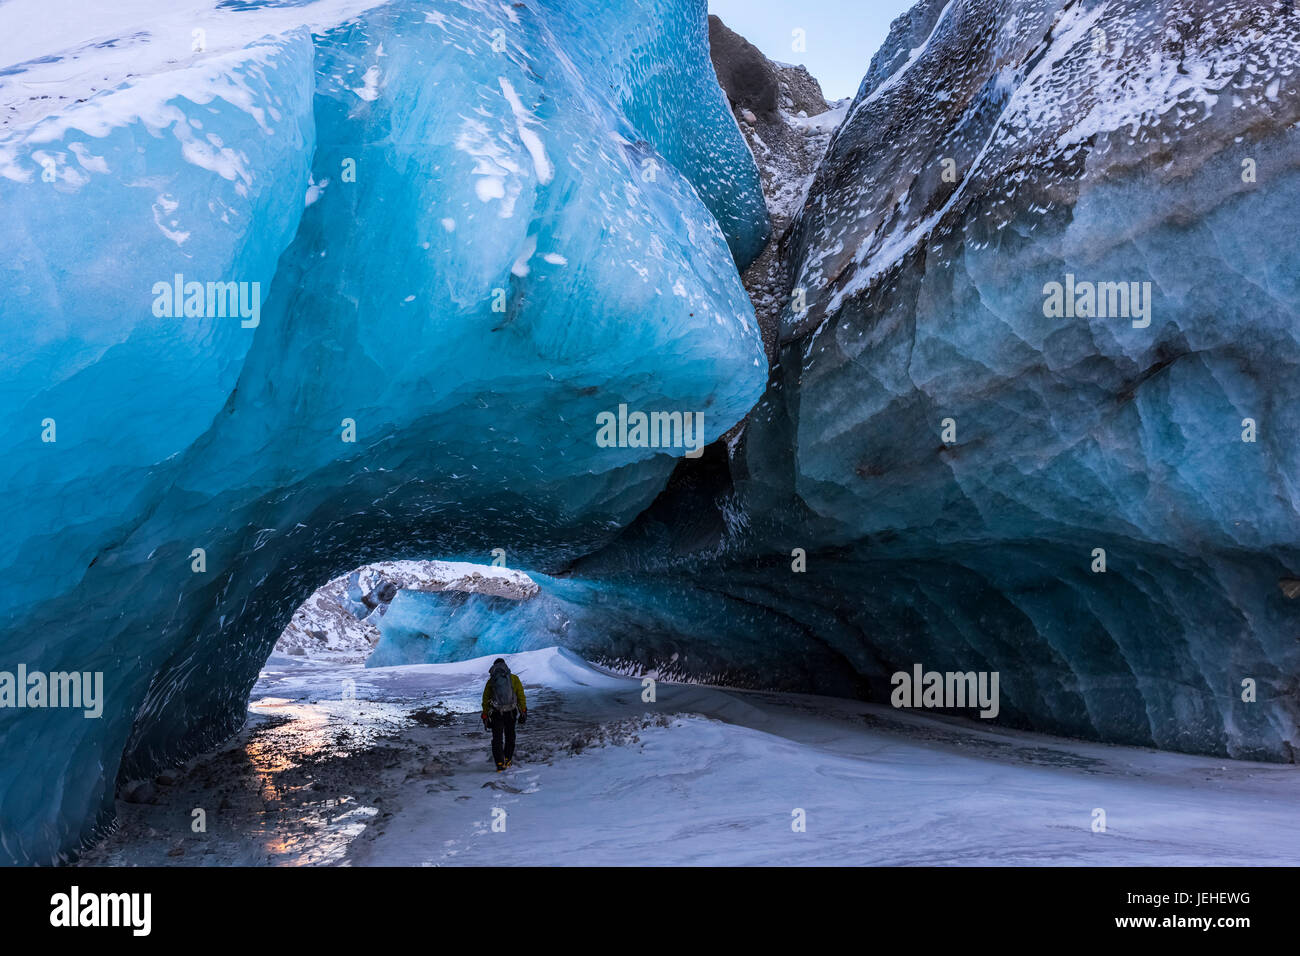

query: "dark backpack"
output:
489 671 516 712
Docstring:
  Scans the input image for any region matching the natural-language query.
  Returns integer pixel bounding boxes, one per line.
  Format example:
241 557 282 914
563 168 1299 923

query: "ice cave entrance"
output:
189 558 546 864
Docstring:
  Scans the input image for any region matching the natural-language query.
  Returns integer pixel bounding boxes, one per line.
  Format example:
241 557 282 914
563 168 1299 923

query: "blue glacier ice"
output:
747 0 1300 760
5 0 1300 869
380 0 1300 764
0 0 766 864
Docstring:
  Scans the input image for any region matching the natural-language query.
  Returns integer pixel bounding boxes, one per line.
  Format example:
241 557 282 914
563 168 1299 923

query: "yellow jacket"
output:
482 673 526 714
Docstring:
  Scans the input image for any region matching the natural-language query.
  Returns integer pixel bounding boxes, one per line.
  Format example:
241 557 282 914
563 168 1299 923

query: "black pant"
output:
490 710 517 765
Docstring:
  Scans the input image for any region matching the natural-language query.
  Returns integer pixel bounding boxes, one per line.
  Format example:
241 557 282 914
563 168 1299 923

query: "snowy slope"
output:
0 0 388 130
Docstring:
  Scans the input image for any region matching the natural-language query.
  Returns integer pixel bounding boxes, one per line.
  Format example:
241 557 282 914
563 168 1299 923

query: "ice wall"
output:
385 0 1300 763
759 0 1300 758
665 0 1300 758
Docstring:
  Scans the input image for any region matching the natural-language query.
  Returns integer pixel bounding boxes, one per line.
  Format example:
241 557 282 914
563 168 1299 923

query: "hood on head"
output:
490 659 510 677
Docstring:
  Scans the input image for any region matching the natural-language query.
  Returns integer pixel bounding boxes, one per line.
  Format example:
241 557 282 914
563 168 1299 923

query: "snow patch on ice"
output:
0 0 390 130
498 76 553 184
352 64 382 102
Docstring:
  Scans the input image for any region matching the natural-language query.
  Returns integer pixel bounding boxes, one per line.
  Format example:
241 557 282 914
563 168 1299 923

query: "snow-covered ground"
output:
79 646 1300 866
0 0 390 130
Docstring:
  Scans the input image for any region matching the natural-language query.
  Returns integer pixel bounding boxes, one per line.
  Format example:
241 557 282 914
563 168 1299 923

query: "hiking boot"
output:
504 759 512 769
495 761 505 772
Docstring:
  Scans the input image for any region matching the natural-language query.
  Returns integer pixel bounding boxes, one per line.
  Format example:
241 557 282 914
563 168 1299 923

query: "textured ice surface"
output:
376 0 1300 768
733 0 1300 759
0 0 766 864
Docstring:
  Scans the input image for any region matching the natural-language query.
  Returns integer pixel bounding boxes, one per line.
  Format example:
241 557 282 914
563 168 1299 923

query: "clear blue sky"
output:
708 0 917 101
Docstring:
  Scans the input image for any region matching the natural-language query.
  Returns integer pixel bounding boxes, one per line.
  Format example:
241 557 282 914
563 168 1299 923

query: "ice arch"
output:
0 0 767 864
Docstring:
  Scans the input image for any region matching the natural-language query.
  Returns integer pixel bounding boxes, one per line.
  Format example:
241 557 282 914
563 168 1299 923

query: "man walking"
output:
481 657 527 771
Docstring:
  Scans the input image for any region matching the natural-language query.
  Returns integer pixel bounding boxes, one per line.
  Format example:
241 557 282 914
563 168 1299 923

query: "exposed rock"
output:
708 15 843 365
122 781 158 805
708 15 780 116
774 62 831 120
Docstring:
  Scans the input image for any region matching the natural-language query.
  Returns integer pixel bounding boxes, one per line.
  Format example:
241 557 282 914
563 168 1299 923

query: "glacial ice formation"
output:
5 0 1300 868
0 0 765 864
751 0 1300 759
382 0 1300 763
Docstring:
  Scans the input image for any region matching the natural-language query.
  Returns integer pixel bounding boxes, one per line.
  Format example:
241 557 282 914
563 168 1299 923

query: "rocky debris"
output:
708 15 780 116
121 781 158 805
707 15 845 366
564 714 678 755
408 705 459 728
